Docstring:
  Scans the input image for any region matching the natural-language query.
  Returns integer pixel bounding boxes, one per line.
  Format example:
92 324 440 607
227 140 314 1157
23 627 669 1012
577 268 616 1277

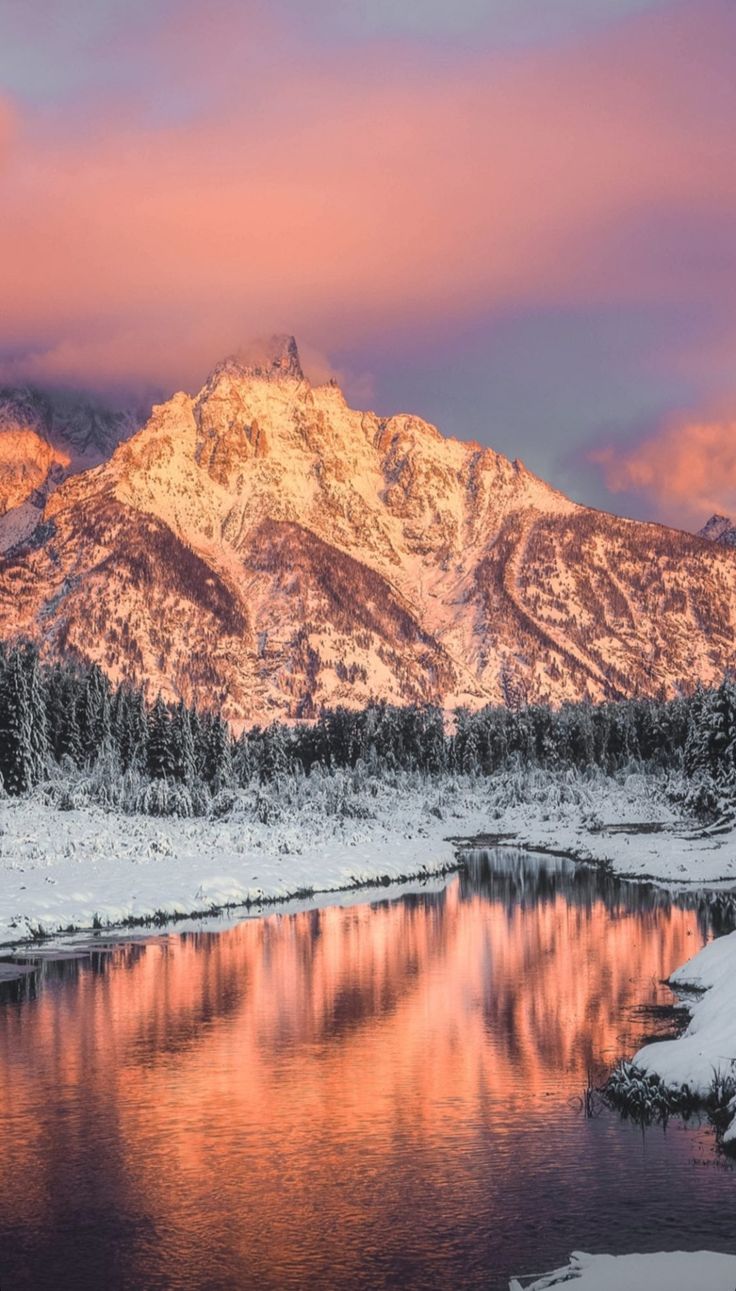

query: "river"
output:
1 848 735 1290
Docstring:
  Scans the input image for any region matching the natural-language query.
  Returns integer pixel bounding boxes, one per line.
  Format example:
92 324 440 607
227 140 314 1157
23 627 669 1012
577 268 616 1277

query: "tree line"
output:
0 643 734 813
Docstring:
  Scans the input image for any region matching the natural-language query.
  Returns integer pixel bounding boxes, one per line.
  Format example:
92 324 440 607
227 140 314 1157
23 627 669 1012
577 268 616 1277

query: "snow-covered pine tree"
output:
606 700 639 770
418 704 447 774
260 722 292 780
146 696 177 780
453 708 481 775
170 701 197 784
25 644 49 779
45 663 82 764
233 730 256 786
203 712 234 791
685 681 736 779
79 665 112 763
59 689 84 765
0 647 46 794
114 686 148 771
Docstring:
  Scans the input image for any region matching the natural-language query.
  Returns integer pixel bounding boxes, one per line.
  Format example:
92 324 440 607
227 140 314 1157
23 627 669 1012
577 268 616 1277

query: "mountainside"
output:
0 386 141 553
0 386 141 468
699 514 736 548
0 428 69 515
1 336 735 723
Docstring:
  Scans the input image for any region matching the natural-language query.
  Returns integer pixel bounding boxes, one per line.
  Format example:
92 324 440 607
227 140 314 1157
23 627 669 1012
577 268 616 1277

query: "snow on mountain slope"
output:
0 428 69 516
1 336 735 721
0 386 140 470
0 386 141 553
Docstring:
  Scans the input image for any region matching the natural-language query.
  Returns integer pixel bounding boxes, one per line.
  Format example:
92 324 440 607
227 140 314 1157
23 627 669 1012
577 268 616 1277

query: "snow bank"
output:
504 771 736 885
0 797 466 946
512 1250 736 1290
634 929 736 1142
0 767 733 948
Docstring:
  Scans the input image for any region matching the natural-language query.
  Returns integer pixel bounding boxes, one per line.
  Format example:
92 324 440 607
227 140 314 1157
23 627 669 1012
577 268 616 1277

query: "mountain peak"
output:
212 334 304 385
698 514 736 546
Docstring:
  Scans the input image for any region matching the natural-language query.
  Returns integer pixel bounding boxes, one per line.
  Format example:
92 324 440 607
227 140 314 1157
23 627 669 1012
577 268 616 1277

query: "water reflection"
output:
1 849 735 1291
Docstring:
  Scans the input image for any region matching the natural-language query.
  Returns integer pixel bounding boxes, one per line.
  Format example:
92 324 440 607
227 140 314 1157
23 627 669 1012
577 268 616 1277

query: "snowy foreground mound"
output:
0 767 734 947
513 1249 736 1290
635 929 736 1143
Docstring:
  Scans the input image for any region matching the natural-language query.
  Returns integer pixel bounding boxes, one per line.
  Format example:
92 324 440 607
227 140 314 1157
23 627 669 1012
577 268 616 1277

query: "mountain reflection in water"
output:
1 848 735 1291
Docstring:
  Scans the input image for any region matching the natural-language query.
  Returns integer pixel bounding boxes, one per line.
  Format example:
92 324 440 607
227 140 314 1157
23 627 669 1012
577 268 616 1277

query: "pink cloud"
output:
2 0 735 392
0 98 17 168
590 415 736 527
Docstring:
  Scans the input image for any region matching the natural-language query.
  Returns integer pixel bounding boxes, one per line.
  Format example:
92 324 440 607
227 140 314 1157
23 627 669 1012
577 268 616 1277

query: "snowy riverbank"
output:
1 766 734 947
512 1249 736 1290
630 928 736 1144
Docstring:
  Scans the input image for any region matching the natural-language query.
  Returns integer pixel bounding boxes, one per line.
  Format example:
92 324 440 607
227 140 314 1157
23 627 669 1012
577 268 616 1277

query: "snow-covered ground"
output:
0 766 733 948
0 790 468 947
634 928 736 1143
512 1249 736 1290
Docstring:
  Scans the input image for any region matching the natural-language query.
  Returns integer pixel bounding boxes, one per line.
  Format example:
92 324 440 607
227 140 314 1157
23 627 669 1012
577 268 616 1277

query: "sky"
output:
1 0 735 529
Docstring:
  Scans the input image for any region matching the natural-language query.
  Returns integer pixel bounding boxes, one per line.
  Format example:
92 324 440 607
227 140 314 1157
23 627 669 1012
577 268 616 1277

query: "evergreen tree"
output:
259 722 291 780
25 645 49 776
79 666 111 762
204 713 234 791
146 696 176 780
170 701 197 783
115 687 148 771
0 649 40 794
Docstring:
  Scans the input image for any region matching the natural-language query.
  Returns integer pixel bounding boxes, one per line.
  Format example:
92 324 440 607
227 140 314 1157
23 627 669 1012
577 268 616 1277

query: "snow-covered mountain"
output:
0 427 69 515
0 386 141 468
1 336 735 722
698 514 736 548
0 386 142 552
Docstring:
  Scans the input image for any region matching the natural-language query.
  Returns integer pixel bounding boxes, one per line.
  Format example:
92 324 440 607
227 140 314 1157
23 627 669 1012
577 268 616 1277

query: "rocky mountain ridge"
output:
0 386 142 552
1 337 735 723
698 514 736 548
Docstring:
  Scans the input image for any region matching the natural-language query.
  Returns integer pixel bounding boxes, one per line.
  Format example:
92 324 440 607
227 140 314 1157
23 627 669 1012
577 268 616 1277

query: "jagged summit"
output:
211 334 304 385
698 514 736 547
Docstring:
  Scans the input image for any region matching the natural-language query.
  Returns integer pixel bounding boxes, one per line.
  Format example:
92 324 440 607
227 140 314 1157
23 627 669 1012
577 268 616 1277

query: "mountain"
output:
0 386 141 469
0 426 70 556
0 428 69 516
1 335 735 723
0 386 141 552
698 514 736 548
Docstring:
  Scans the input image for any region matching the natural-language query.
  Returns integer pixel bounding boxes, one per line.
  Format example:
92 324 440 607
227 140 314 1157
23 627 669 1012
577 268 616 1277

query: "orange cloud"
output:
590 416 736 526
1 1 735 391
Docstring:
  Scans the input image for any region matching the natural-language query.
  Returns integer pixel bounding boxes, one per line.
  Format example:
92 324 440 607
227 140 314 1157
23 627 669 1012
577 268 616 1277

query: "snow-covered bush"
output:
210 788 237 819
134 778 198 818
